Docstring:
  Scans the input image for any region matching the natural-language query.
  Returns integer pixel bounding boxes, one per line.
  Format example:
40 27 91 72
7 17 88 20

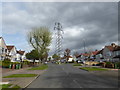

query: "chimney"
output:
111 43 116 47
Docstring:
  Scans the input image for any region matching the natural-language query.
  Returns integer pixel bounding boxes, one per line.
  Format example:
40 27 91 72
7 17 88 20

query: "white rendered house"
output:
6 45 17 62
0 37 8 60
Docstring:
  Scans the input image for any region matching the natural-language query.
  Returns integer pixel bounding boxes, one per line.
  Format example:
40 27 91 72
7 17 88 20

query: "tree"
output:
52 54 60 60
27 27 52 63
26 49 40 66
26 49 39 60
48 57 51 61
64 48 71 61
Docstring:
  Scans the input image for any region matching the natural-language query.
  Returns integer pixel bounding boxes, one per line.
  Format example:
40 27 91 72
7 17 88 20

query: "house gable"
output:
0 37 7 49
7 45 17 55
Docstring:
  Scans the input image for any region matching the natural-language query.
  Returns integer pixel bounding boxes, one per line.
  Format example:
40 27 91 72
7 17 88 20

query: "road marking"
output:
73 79 82 88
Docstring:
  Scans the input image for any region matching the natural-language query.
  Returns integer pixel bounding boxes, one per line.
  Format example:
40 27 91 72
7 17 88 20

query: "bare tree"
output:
27 27 52 63
65 48 71 61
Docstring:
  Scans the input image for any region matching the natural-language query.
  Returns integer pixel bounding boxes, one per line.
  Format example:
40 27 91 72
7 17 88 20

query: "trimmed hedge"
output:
2 59 30 68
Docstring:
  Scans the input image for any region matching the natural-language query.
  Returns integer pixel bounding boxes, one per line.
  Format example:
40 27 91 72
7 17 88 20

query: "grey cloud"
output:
2 2 118 55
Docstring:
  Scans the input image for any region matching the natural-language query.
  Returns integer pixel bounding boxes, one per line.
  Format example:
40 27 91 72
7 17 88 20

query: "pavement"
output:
2 66 46 88
26 63 118 88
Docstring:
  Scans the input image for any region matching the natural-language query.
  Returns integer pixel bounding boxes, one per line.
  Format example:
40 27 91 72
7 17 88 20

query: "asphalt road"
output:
26 63 118 88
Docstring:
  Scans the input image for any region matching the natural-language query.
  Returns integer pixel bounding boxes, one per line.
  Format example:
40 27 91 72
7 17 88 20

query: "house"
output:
0 37 8 60
89 50 99 60
95 49 104 62
6 45 17 62
16 50 26 62
102 43 119 62
75 54 81 61
80 53 90 61
112 46 120 62
67 56 74 62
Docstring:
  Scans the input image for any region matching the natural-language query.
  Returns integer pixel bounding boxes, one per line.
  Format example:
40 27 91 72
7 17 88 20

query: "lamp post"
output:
83 39 86 66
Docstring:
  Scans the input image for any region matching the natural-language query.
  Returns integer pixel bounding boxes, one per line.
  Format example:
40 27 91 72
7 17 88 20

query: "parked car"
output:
44 61 47 64
60 59 66 63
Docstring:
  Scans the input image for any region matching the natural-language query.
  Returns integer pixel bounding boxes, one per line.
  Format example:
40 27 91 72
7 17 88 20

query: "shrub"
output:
2 58 11 68
105 62 113 68
2 62 10 68
114 62 120 69
0 61 2 66
23 60 30 65
4 58 11 62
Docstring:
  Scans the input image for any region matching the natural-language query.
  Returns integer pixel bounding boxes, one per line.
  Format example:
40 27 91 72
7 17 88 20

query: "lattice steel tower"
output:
54 22 64 56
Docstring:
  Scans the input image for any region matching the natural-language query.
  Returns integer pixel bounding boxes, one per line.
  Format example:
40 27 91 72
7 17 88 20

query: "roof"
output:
113 46 120 51
0 37 2 39
67 56 73 58
92 51 99 55
96 49 103 55
105 45 120 51
17 50 25 55
105 46 115 51
6 45 14 51
76 54 81 58
81 53 90 56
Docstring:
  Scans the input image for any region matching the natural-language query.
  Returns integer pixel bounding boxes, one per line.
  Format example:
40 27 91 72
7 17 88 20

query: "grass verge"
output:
3 74 38 78
12 85 21 89
28 64 48 70
0 84 12 88
73 63 82 66
80 67 108 71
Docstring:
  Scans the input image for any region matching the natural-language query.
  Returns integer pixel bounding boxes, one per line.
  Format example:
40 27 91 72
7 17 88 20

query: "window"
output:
0 47 2 54
118 51 120 55
5 49 7 53
2 48 4 53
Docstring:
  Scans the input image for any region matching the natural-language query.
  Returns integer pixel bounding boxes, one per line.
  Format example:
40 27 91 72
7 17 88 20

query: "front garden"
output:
0 84 21 89
28 64 48 70
1 58 40 69
3 74 38 78
96 61 120 69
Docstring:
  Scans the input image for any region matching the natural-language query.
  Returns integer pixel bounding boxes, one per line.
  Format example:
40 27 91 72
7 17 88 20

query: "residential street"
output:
26 63 118 88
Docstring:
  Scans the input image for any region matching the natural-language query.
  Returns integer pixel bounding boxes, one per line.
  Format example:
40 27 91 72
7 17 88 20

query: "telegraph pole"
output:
54 22 64 58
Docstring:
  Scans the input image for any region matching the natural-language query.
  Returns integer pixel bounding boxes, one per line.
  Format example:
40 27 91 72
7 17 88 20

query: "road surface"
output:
26 63 118 88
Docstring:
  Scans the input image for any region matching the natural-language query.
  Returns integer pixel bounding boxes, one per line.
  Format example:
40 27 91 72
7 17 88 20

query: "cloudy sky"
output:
1 2 118 56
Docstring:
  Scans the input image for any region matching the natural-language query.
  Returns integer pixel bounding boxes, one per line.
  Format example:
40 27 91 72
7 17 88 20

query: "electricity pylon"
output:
54 22 64 57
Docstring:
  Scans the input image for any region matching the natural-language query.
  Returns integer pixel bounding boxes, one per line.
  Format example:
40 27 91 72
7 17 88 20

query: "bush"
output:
114 62 120 69
2 62 10 68
4 58 11 62
0 61 2 66
2 58 11 68
23 60 30 65
105 62 113 68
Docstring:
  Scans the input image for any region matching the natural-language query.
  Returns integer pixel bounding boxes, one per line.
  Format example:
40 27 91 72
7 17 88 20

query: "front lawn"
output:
80 67 108 71
73 63 82 66
28 64 48 70
0 84 12 88
3 74 37 78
